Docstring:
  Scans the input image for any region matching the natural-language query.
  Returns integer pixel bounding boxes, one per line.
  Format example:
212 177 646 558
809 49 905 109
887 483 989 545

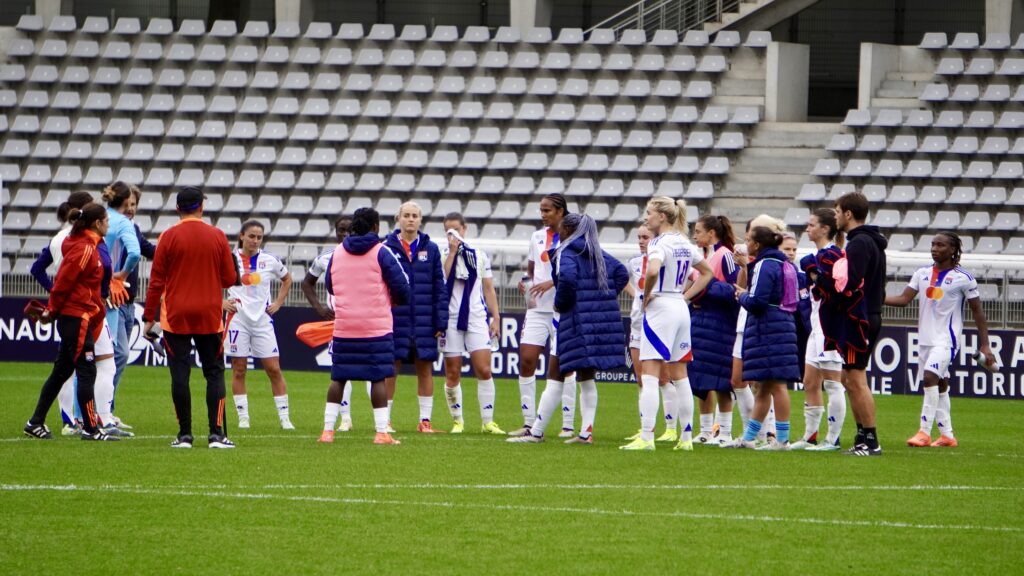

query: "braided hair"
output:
936 231 963 266
543 193 568 216
556 213 608 291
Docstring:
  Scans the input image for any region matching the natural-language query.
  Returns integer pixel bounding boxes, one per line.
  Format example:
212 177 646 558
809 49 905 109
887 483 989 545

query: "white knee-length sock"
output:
661 383 678 432
919 386 939 435
531 379 564 438
445 384 463 421
803 404 824 442
518 375 537 426
673 378 693 442
324 402 341 431
340 381 352 419
824 379 846 445
478 378 495 424
639 375 660 442
578 379 597 438
95 358 116 426
735 386 754 427
936 390 954 438
561 374 577 430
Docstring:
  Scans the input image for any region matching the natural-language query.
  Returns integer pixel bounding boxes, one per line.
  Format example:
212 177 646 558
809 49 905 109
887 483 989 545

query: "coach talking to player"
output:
143 186 240 449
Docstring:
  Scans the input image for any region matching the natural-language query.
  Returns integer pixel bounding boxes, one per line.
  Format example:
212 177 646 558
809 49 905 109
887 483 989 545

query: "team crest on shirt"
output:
417 250 428 262
259 261 267 270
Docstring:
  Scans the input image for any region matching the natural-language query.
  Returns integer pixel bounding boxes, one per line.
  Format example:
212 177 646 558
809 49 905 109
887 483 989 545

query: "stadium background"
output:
0 0 1021 394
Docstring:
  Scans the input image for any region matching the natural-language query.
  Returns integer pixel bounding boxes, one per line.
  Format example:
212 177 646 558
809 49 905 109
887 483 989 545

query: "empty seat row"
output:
797 183 1024 206
920 82 1024 102
826 133 1024 155
865 209 1021 232
918 31 1024 51
812 158 1024 179
14 15 773 48
843 108 1024 129
931 56 1024 76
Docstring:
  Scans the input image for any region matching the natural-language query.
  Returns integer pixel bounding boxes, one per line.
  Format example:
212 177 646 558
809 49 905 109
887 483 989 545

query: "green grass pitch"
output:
0 361 1020 574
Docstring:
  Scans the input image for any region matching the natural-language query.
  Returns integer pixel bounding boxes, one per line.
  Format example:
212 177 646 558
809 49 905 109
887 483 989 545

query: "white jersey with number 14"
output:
645 233 704 296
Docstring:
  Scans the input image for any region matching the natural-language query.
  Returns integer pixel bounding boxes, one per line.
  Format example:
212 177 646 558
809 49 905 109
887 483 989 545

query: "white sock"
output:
418 395 433 422
919 386 939 435
578 379 597 438
531 379 563 438
561 374 577 430
478 378 495 424
699 412 713 435
445 384 463 421
936 390 954 438
761 398 775 439
95 357 116 426
387 399 394 423
639 375 660 442
234 393 249 418
324 402 341 431
340 381 352 419
673 378 694 442
717 409 733 438
735 386 754 427
366 381 373 398
518 375 537 426
373 407 389 433
274 394 290 421
661 383 678 432
823 380 845 445
58 375 76 425
804 404 824 442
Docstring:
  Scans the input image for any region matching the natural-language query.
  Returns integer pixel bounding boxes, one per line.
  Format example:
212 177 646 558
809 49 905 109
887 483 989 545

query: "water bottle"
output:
971 350 996 373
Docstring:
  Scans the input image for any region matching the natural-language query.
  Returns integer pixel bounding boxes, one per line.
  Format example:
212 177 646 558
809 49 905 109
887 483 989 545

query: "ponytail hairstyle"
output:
747 213 787 234
697 214 736 250
647 196 689 234
237 219 265 249
555 213 608 291
350 207 380 236
936 231 963 266
101 180 133 209
812 207 844 247
748 226 784 255
68 202 107 234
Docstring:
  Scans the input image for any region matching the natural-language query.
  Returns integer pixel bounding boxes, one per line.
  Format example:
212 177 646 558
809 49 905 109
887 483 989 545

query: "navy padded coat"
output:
739 247 801 383
552 238 630 373
689 278 739 393
383 231 448 361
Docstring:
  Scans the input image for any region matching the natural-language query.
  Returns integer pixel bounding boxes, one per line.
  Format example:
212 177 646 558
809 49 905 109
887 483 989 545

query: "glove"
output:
109 277 130 307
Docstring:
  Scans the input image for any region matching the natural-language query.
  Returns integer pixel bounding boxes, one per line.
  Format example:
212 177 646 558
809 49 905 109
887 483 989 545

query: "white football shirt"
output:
441 243 493 330
227 249 289 323
628 254 645 321
308 247 336 307
645 232 704 297
909 265 980 349
528 227 560 312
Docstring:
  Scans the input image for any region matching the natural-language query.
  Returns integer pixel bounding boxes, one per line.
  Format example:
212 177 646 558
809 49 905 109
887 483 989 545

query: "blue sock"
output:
777 421 790 443
743 419 763 442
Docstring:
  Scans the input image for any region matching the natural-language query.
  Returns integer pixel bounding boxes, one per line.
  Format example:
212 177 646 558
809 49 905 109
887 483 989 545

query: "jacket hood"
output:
757 247 788 262
385 230 432 250
847 225 888 251
344 232 380 255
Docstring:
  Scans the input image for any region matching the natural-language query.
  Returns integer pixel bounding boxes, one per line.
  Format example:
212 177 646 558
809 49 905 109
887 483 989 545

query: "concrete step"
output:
733 154 820 174
870 97 921 109
749 124 839 148
710 197 798 224
717 77 766 97
880 79 930 92
885 71 934 82
720 179 810 199
709 95 765 107
723 66 767 79
877 88 921 99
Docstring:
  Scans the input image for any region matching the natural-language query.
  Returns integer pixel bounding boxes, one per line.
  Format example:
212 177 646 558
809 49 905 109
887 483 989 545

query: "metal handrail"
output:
585 0 741 36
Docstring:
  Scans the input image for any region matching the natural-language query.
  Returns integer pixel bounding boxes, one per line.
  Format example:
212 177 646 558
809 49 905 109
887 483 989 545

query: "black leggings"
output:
30 315 99 433
164 331 227 438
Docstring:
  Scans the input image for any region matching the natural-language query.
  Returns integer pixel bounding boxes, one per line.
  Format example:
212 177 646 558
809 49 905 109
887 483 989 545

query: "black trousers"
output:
163 331 227 438
31 315 99 433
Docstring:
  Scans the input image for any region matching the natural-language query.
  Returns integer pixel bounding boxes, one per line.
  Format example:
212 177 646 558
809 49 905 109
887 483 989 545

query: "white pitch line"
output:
0 483 1019 533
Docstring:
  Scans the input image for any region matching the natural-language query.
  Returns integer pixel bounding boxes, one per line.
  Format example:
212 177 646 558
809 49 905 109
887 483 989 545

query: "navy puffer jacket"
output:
739 247 801 382
552 238 630 372
689 278 738 393
383 231 448 361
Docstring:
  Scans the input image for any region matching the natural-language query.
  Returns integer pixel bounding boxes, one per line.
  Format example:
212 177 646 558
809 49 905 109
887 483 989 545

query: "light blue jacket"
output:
105 206 141 274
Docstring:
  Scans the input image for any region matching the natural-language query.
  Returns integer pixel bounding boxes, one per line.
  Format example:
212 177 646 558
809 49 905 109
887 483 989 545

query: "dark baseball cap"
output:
176 186 205 211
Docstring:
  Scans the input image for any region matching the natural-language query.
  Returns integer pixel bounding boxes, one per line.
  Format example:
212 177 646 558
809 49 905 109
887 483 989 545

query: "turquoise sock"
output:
777 421 790 443
743 419 762 442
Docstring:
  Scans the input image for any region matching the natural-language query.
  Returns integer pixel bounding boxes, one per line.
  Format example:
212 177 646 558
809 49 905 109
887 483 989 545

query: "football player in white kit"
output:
440 212 505 435
885 231 995 448
621 197 713 451
224 220 294 430
301 215 357 437
509 194 579 439
791 208 848 451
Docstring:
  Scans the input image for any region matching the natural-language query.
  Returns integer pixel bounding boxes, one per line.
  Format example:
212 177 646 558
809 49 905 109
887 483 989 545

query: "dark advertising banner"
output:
1 297 1021 400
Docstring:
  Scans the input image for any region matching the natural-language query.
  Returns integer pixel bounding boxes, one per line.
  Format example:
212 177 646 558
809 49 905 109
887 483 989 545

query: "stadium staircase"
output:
587 0 823 36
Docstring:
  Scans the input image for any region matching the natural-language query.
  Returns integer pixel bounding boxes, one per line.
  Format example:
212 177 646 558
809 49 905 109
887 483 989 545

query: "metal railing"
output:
5 244 1022 328
586 0 743 36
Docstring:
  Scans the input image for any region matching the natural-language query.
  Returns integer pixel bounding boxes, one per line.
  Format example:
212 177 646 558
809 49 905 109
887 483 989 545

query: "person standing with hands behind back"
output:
143 186 239 449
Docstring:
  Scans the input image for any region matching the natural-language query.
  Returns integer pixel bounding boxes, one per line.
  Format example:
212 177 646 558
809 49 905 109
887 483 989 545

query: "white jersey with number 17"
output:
645 233 704 297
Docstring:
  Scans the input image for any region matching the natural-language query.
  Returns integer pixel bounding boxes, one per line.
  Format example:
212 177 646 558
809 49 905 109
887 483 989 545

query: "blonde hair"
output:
748 213 787 234
396 201 422 221
646 196 689 234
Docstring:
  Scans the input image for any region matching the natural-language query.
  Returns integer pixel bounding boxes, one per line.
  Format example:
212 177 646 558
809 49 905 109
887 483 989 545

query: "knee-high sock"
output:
919 386 939 435
324 402 341 431
661 383 678 432
561 374 577 430
761 397 775 439
274 395 290 422
58 375 77 425
936 390 954 438
94 357 116 426
717 409 733 439
578 379 597 438
518 375 537 426
824 379 846 445
639 375 660 442
735 386 754 427
445 384 463 421
478 378 495 424
803 404 824 442
340 381 352 419
531 379 564 438
673 378 693 442
418 395 433 422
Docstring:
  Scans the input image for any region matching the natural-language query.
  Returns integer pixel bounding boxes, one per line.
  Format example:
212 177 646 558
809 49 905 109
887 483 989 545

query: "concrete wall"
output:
765 42 809 121
858 43 935 108
986 0 1024 37
276 0 313 26
510 0 553 30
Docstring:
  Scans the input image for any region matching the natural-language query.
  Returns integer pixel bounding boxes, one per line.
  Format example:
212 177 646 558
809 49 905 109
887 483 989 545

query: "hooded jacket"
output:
844 225 888 316
688 277 739 393
739 247 802 383
382 231 448 361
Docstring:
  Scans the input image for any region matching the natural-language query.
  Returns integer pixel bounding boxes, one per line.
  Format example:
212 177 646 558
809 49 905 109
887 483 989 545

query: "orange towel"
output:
296 320 333 348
